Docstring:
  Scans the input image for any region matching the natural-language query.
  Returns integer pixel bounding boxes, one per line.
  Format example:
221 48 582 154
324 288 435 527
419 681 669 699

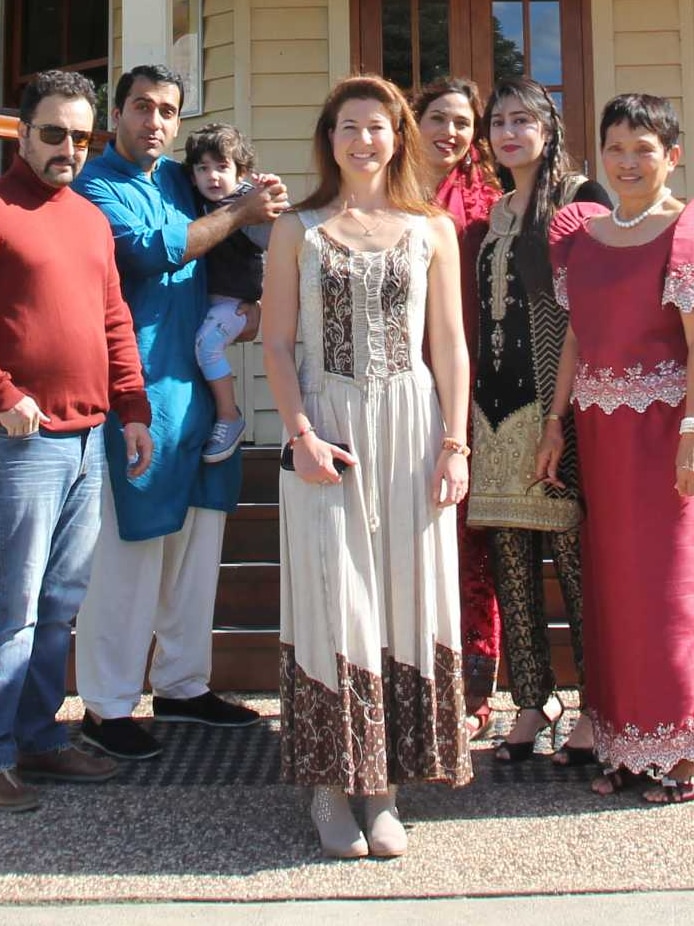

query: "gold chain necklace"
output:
343 207 386 237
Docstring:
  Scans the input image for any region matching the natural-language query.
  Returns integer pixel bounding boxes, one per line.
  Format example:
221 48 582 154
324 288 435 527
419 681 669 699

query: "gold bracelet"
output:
545 413 562 422
441 437 471 457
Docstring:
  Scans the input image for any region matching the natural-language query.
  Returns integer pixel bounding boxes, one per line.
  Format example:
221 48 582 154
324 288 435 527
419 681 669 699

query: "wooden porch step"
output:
223 504 279 563
237 446 280 504
214 562 279 629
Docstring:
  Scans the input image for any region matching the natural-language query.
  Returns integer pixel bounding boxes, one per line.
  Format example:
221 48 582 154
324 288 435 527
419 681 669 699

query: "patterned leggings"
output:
489 527 584 710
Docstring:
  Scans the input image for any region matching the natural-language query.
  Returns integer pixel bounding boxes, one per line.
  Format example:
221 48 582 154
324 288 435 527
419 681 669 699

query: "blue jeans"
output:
0 425 105 768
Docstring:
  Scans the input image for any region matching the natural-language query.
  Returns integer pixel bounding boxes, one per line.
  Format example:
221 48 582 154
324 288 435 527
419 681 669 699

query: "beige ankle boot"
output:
365 785 408 857
310 786 368 859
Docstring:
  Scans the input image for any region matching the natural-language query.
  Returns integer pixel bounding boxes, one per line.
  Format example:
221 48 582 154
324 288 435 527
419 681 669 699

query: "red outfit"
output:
435 155 502 701
551 201 694 773
0 156 149 430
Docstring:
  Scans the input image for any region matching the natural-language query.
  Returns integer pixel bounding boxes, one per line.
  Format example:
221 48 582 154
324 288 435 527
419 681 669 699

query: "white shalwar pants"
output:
76 479 225 718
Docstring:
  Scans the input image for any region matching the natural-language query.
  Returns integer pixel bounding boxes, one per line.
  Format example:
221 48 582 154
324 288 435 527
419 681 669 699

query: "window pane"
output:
493 2 525 81
530 2 561 85
69 2 109 65
419 1 449 85
21 0 62 74
383 0 412 89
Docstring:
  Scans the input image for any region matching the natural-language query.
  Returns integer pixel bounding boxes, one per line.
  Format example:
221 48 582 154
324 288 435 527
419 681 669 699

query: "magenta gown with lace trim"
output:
550 201 694 774
278 211 471 795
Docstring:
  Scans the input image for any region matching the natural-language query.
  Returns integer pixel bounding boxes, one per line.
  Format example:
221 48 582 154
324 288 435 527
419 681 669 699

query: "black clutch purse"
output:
280 441 350 474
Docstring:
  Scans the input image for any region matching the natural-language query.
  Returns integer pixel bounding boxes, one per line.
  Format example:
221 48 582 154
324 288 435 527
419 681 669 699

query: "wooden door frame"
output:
349 0 596 176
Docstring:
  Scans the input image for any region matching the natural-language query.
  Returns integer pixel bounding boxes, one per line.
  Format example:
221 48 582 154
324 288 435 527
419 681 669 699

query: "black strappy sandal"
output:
495 696 564 763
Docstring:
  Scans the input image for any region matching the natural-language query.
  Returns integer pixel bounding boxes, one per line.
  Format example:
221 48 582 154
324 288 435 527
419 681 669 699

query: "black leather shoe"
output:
152 691 261 727
81 713 162 760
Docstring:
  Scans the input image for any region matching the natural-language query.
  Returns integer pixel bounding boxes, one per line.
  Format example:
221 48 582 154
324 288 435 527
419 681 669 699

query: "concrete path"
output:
2 893 694 925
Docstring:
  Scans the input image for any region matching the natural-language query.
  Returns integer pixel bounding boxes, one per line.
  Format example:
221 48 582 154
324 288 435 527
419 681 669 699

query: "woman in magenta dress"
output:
413 77 501 740
538 93 694 803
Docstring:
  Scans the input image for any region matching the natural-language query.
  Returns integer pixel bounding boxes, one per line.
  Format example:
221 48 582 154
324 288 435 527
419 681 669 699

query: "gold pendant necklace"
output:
344 207 385 237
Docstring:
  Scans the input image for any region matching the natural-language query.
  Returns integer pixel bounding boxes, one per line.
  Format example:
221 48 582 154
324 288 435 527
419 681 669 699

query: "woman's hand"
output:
535 419 566 488
433 449 469 508
293 432 356 486
675 433 694 496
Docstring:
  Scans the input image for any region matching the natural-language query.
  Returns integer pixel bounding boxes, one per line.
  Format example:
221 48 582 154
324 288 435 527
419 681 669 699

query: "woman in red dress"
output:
413 77 501 739
538 93 694 802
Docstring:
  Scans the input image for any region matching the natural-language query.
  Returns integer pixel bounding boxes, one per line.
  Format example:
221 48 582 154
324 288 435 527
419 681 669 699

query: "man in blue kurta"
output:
74 65 288 760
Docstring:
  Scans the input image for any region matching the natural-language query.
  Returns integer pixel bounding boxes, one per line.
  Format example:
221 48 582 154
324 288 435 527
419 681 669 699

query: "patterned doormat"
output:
66 711 598 787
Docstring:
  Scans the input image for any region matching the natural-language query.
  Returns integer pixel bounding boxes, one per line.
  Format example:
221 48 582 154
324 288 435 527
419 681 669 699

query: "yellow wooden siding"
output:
253 7 327 40
178 1 344 444
613 0 680 30
614 32 680 65
592 0 693 199
206 12 234 48
111 0 123 92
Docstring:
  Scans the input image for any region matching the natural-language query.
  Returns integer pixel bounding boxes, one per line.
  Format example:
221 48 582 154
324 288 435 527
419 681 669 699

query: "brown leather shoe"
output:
0 767 40 812
17 745 119 783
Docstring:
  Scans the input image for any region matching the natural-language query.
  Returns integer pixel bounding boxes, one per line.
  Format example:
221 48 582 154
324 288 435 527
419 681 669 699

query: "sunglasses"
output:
25 122 92 150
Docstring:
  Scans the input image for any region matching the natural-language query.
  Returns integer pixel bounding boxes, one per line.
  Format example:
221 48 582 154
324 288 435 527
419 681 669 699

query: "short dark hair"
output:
19 69 97 124
600 93 679 150
183 123 256 174
114 64 185 113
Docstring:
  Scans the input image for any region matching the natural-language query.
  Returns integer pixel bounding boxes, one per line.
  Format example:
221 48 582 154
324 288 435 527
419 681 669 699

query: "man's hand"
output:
123 422 153 478
0 395 50 436
234 176 289 226
235 301 261 343
183 175 288 263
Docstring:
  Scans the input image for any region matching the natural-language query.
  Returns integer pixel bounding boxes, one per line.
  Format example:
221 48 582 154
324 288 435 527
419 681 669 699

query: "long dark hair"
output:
296 74 437 215
411 75 499 191
482 76 575 295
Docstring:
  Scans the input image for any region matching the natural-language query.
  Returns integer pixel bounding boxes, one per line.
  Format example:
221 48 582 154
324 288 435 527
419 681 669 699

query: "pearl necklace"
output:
611 187 671 229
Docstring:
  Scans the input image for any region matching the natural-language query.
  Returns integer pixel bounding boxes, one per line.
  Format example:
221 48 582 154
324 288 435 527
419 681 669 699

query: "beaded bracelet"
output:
441 436 471 457
288 424 316 447
679 417 694 435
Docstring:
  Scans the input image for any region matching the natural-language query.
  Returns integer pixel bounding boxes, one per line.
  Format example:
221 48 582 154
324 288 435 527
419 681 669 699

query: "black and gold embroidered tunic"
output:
468 193 581 531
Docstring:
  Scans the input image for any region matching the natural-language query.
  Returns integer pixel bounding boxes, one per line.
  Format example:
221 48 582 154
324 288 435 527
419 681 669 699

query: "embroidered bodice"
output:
550 202 692 415
297 212 433 393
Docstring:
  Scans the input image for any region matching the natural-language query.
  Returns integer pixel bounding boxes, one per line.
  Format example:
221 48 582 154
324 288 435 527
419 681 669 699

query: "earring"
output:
462 151 472 169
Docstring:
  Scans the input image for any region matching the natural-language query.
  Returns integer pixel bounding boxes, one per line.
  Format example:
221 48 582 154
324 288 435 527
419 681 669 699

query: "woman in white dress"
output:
262 75 472 860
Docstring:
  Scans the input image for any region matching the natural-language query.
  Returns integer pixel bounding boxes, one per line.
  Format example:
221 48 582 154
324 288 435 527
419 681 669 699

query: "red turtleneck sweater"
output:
0 155 150 431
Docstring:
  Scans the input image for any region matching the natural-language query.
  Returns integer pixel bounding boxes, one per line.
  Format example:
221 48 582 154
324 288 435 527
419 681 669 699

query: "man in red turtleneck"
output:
0 70 152 813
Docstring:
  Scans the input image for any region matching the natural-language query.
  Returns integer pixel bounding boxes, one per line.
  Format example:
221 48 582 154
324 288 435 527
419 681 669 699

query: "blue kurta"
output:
74 143 241 541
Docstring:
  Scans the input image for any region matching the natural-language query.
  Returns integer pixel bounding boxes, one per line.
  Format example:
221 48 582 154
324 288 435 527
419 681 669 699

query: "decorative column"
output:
121 0 170 71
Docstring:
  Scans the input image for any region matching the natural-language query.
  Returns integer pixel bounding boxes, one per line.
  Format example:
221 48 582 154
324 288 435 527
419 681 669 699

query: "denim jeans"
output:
0 425 105 768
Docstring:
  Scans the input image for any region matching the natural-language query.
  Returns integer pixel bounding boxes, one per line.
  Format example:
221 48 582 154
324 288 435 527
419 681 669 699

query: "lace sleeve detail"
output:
553 266 569 311
663 263 694 313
